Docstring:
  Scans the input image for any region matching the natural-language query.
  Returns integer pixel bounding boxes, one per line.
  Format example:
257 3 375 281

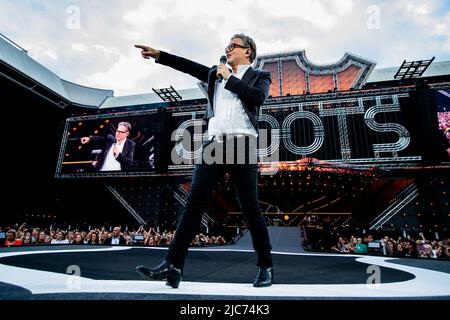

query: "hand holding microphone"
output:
217 55 230 83
113 139 119 157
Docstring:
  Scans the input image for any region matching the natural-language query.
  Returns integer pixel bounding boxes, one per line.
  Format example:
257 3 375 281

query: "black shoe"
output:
253 267 273 287
136 261 182 289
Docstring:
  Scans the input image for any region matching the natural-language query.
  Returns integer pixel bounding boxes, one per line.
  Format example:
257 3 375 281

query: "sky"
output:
1 0 449 96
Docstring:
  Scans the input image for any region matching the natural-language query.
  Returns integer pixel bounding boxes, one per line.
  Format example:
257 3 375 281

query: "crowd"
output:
438 111 450 138
0 223 228 247
327 232 450 259
4 222 449 260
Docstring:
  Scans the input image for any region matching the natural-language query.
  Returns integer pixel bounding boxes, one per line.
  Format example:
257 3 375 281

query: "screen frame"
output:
55 109 163 179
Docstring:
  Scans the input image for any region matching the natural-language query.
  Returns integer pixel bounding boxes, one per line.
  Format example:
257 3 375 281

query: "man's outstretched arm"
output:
135 44 210 83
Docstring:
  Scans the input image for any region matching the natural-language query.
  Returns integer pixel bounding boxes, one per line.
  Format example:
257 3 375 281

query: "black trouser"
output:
166 136 273 269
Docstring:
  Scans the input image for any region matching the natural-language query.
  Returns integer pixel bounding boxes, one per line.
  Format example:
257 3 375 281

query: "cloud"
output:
71 43 88 52
256 0 354 31
33 43 59 61
0 0 449 96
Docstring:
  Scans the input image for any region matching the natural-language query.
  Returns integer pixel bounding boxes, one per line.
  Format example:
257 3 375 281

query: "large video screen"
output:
167 92 423 170
56 110 164 178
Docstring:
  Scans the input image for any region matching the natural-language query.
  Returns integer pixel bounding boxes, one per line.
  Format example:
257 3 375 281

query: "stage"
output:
1 228 449 300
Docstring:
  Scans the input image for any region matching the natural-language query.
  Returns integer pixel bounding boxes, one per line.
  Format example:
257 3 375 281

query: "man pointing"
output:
135 34 273 289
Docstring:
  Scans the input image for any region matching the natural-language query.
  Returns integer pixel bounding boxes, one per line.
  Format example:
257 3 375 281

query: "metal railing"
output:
369 183 418 230
0 32 28 53
105 184 147 225
173 186 214 230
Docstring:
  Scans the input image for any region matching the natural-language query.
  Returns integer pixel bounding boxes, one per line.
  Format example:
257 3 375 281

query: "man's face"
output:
6 231 15 241
225 38 251 66
115 125 129 142
112 228 120 237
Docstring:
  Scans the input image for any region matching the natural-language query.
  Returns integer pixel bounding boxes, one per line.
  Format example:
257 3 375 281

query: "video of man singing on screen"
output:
61 116 157 175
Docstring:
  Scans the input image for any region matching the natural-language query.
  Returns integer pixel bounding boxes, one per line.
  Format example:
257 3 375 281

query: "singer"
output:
80 121 135 171
135 34 273 288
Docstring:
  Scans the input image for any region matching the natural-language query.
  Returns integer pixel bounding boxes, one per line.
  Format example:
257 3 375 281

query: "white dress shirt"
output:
101 139 126 171
208 64 258 138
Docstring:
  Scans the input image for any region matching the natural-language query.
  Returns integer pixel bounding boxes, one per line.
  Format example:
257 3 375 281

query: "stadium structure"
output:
1 32 450 301
0 33 449 240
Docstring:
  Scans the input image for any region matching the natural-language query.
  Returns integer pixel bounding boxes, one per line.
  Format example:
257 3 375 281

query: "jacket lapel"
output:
123 140 129 155
205 67 217 118
241 66 256 85
205 65 257 119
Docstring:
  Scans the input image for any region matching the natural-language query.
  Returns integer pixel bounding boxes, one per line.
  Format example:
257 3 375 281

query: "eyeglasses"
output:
225 43 249 52
116 130 128 134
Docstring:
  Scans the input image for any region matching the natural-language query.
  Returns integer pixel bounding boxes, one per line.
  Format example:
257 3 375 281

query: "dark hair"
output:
231 33 257 63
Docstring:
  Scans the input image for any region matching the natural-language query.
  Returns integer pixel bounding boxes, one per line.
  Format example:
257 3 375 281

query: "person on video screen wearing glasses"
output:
80 121 136 172
134 33 273 289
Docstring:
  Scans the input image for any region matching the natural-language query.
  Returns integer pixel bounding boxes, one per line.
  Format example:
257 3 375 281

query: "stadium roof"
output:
99 87 205 109
1 34 450 110
367 61 450 83
0 35 113 107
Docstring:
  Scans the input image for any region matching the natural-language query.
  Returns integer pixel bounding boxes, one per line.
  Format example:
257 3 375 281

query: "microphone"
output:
113 138 118 157
217 55 227 83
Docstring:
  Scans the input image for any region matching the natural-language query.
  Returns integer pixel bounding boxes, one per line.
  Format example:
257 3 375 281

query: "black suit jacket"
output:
157 51 271 131
91 134 136 171
104 235 126 245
